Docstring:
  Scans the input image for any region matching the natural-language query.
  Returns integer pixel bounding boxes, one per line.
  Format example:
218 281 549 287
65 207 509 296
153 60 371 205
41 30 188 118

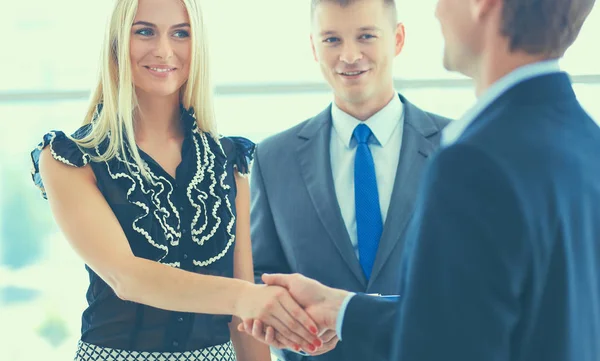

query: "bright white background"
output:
0 1 598 360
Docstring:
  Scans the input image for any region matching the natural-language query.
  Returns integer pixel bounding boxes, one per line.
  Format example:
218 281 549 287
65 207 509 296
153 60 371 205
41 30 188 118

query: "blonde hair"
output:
74 0 216 178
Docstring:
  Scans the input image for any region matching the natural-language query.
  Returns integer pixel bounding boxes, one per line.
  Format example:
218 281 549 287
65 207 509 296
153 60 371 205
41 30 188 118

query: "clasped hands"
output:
236 273 350 355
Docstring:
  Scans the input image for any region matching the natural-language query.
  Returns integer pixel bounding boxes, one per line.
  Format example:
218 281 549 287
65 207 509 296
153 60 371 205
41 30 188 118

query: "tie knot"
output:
353 124 372 144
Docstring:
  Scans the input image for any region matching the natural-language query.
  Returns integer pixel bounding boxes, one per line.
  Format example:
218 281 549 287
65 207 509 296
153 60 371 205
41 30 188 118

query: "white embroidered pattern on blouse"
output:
103 149 171 262
104 124 236 268
35 122 237 269
189 129 236 268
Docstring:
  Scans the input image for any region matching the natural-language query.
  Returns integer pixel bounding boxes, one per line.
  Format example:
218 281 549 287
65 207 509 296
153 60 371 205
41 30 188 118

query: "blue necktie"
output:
353 124 383 279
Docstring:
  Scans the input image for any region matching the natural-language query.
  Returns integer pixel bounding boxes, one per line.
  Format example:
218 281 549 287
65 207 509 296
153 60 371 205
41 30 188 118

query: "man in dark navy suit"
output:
240 0 600 360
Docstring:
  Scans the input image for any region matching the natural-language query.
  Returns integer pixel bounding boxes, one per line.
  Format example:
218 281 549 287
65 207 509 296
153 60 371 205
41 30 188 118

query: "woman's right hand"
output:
236 284 323 353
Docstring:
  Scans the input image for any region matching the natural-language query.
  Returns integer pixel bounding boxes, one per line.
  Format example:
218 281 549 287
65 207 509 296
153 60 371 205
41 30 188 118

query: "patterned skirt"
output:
74 340 236 361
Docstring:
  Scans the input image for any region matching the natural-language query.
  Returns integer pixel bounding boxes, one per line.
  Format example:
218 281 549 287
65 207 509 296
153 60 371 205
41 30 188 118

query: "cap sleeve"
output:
30 130 92 199
220 136 256 175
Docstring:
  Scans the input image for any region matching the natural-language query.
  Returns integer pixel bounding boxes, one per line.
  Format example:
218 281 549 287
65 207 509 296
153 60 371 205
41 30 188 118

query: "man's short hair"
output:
310 0 398 24
500 0 595 57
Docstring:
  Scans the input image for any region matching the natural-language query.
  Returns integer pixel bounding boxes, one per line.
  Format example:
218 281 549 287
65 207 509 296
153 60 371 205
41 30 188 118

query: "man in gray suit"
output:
250 0 450 359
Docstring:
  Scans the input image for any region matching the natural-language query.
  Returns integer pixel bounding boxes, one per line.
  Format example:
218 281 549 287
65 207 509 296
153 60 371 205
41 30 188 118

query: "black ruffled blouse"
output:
30 106 255 352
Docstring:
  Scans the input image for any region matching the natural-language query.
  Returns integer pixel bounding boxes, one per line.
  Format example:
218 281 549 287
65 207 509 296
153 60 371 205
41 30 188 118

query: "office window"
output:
3 0 598 91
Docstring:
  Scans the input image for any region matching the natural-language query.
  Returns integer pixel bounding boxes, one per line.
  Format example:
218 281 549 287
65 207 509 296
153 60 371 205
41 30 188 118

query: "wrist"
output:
324 287 350 329
330 288 350 309
233 281 259 318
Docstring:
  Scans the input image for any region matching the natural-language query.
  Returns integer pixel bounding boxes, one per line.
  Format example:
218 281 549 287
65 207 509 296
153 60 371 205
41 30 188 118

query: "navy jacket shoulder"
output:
344 73 600 361
392 73 600 361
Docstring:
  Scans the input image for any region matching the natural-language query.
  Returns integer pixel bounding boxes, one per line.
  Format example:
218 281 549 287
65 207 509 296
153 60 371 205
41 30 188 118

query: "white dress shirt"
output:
330 94 405 259
272 95 405 359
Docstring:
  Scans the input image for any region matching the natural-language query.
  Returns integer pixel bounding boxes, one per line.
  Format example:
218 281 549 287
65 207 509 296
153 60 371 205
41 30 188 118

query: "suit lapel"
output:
368 96 440 285
296 106 368 288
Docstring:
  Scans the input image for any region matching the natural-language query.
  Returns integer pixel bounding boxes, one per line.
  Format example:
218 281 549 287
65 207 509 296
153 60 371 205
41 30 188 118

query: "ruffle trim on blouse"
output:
226 136 255 175
30 106 255 269
30 130 93 199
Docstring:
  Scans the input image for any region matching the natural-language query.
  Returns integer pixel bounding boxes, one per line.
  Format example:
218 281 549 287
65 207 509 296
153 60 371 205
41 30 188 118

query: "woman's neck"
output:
134 91 183 142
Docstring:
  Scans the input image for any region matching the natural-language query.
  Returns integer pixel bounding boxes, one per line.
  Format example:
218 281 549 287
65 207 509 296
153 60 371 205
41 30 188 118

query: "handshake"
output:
235 273 351 356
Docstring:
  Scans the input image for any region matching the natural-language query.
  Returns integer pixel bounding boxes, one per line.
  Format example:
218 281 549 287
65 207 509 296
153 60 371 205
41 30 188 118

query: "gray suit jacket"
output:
250 94 451 361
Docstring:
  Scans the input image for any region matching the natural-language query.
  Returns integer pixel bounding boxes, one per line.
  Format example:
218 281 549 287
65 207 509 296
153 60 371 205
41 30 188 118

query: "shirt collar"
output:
331 93 404 148
442 59 562 146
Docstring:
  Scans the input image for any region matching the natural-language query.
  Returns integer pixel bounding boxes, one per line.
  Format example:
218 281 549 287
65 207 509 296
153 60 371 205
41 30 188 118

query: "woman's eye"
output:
135 28 154 36
173 30 190 38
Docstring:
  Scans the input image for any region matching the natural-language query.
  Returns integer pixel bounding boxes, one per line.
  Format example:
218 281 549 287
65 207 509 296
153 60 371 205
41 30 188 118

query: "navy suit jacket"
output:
342 73 600 361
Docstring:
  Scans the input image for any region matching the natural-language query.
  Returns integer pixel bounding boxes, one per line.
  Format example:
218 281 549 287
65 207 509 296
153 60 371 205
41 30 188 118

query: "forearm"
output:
115 256 252 316
230 317 272 361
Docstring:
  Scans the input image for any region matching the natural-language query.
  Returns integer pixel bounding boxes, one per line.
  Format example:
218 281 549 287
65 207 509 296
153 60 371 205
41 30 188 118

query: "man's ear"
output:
310 34 319 62
394 22 406 56
471 0 501 21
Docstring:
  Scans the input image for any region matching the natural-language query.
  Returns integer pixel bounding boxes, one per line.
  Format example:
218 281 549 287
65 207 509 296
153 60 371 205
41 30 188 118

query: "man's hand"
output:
238 273 349 355
235 283 322 352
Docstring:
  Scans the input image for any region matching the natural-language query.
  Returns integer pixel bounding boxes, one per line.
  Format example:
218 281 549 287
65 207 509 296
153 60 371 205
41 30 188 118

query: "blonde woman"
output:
29 0 323 360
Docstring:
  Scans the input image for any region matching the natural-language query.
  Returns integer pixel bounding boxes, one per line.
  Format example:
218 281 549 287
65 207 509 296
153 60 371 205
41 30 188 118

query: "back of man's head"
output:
500 0 595 58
